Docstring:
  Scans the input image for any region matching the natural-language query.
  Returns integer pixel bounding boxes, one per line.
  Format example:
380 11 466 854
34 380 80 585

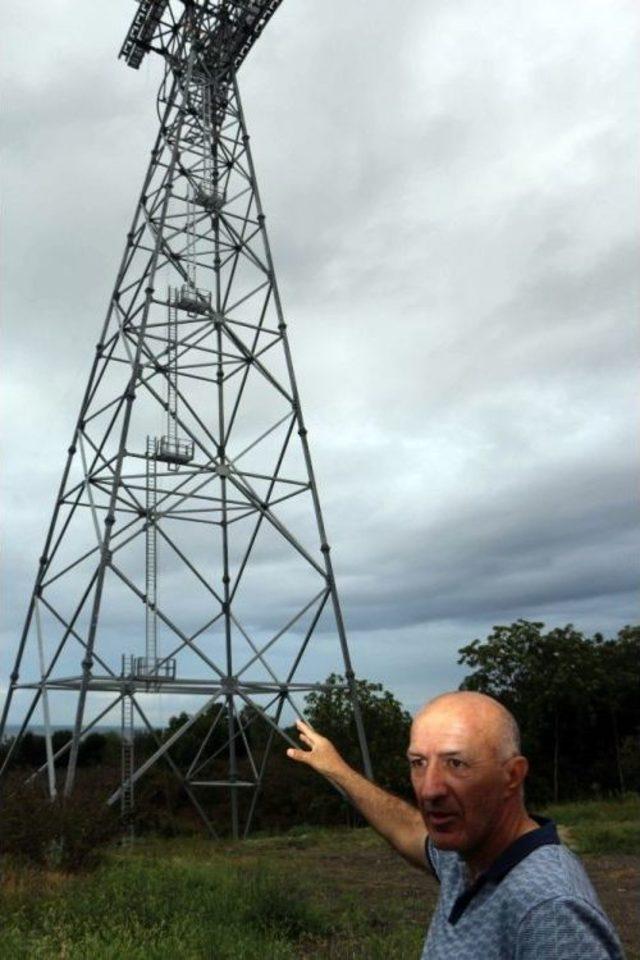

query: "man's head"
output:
408 691 528 860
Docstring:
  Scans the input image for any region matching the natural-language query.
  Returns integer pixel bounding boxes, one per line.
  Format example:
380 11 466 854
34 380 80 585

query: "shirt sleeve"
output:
516 896 625 960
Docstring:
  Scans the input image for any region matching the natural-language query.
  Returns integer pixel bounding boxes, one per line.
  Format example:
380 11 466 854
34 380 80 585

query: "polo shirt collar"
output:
448 816 560 925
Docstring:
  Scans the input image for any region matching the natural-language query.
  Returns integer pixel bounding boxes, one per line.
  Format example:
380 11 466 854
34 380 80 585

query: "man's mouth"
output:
425 811 457 829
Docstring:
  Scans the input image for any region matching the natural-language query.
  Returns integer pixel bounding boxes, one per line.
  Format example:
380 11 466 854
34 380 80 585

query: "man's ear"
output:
504 755 528 795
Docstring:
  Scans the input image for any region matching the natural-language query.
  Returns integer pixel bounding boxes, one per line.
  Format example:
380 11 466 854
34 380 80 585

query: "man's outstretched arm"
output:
287 719 428 871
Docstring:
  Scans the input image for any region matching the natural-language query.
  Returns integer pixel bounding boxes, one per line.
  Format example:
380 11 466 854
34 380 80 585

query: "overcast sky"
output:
1 0 638 720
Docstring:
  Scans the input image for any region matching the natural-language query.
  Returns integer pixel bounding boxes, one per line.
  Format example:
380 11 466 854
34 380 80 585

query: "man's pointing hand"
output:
286 719 346 779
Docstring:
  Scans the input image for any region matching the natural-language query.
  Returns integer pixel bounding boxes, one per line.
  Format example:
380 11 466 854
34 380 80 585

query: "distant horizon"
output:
3 724 134 738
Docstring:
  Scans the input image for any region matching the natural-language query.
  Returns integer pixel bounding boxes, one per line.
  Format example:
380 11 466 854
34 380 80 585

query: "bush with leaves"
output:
1 770 119 871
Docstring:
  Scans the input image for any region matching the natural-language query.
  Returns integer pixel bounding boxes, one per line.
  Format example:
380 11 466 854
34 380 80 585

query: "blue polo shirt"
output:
421 817 625 959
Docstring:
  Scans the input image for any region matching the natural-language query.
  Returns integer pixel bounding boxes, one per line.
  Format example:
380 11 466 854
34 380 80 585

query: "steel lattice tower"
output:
1 0 372 838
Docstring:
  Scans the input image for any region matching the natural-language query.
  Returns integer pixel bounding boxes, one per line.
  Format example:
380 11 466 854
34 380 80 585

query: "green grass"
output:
0 848 424 959
1 799 636 959
0 859 303 959
542 794 640 855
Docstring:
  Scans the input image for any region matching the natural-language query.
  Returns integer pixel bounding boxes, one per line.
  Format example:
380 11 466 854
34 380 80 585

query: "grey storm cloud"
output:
1 0 638 717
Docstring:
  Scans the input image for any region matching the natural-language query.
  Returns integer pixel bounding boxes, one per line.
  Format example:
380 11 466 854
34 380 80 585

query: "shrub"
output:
0 773 119 871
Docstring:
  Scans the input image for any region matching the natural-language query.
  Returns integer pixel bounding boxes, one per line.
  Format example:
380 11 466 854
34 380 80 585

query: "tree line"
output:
458 621 639 802
2 621 638 841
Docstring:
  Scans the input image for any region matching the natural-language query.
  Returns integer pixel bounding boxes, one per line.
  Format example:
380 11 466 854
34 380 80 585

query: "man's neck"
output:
464 808 539 882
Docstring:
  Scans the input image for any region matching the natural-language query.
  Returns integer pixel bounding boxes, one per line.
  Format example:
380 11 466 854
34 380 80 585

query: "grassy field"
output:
0 796 638 959
542 793 640 854
0 829 426 960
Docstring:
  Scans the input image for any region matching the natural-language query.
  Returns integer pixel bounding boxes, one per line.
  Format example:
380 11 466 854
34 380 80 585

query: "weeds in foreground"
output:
0 853 423 959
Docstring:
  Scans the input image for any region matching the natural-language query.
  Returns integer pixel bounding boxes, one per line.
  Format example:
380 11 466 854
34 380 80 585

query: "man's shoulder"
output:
424 840 624 958
508 840 598 904
498 842 622 951
428 837 602 911
514 891 625 959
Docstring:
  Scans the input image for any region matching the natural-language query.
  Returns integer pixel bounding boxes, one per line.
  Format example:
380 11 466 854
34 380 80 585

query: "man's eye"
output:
409 757 425 769
447 758 465 769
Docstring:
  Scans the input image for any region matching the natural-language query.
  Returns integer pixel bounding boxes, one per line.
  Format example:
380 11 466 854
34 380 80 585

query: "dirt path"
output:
583 854 640 960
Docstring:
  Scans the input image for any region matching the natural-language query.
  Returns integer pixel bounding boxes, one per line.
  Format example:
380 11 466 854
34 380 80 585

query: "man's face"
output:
407 703 512 857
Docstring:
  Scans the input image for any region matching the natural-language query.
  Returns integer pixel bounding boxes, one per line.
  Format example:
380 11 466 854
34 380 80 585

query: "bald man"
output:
287 690 625 959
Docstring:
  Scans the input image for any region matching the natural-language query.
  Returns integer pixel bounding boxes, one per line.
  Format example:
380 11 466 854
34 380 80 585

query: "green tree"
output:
458 620 640 802
592 626 640 793
304 673 413 796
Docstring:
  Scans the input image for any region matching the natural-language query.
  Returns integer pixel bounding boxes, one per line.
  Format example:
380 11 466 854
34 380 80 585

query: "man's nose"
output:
415 762 448 801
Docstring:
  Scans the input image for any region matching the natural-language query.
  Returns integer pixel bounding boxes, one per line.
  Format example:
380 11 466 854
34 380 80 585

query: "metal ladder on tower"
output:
167 303 179 472
145 436 158 671
120 657 135 838
194 78 224 213
156 298 195 466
